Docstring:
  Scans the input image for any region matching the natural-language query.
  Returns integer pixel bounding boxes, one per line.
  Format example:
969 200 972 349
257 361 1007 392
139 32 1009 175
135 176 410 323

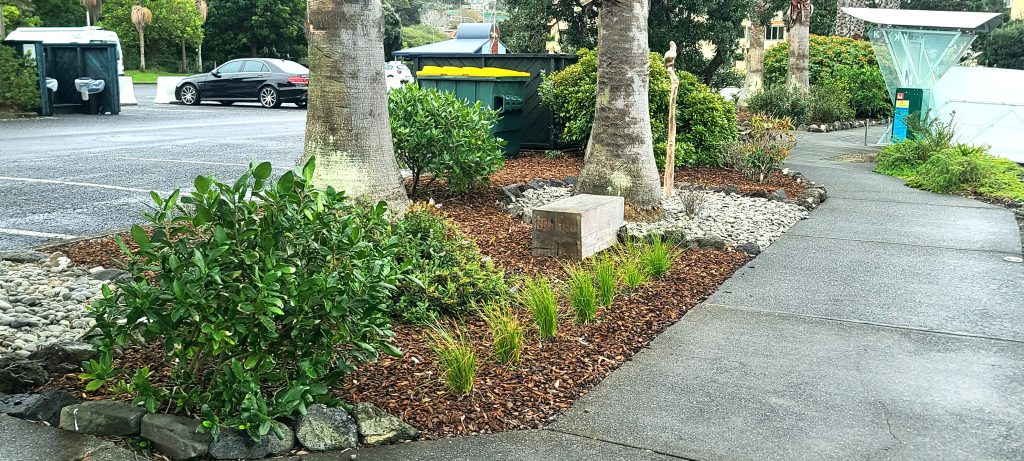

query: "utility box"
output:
416 66 529 156
531 194 625 260
892 87 923 141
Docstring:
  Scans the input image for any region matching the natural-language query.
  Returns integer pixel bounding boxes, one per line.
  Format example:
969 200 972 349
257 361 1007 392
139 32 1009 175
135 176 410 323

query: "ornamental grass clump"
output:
520 275 558 339
429 324 477 394
483 303 524 365
564 264 598 323
619 257 651 290
593 254 618 307
638 235 674 277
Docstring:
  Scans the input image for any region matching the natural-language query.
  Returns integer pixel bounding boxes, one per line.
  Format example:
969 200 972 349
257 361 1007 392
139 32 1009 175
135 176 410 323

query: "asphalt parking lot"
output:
0 85 307 250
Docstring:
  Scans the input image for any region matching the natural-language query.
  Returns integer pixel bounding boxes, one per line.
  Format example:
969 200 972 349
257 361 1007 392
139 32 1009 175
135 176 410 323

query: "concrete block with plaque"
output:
531 194 624 260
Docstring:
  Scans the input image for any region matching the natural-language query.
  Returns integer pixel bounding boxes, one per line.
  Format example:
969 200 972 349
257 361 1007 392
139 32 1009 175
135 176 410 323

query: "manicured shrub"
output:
763 35 890 118
390 205 507 324
429 325 477 394
564 264 598 323
807 84 856 124
908 144 1024 201
732 114 797 183
746 85 810 126
482 303 524 365
389 83 506 196
519 275 558 339
88 159 403 440
540 48 737 167
0 45 41 113
593 254 618 307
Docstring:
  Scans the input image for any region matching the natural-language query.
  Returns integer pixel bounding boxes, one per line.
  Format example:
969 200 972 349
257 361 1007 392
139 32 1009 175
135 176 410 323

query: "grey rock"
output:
28 341 98 375
21 296 40 306
547 179 567 188
689 237 730 251
353 402 418 446
140 414 211 460
0 390 81 425
295 404 358 451
11 319 39 329
208 421 295 459
770 189 789 202
526 179 547 190
736 242 762 256
89 269 127 282
563 176 578 186
723 184 739 195
59 400 146 436
0 355 48 393
500 184 524 204
0 250 47 263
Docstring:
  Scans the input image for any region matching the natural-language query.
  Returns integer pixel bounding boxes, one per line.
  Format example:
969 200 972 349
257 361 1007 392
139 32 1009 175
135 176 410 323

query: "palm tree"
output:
786 0 813 91
299 0 411 212
131 2 152 70
742 0 774 102
576 0 662 215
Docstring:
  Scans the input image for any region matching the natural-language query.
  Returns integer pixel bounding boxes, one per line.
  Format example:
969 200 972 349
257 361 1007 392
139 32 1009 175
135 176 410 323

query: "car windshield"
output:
274 60 308 74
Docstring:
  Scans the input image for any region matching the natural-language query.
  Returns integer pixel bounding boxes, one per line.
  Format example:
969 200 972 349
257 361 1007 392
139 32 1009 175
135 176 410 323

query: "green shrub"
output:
593 254 618 307
807 84 856 124
763 35 890 118
429 325 477 394
746 85 810 126
977 19 1024 70
401 24 449 49
875 140 932 178
87 159 403 440
519 275 558 339
733 114 797 183
483 303 524 365
908 145 1024 201
564 264 598 323
389 83 506 196
0 45 41 113
540 48 737 167
390 206 507 324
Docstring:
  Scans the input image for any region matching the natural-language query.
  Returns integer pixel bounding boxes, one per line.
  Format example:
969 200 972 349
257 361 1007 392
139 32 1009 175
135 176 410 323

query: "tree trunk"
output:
139 29 146 71
835 0 866 38
577 0 662 215
181 41 187 73
786 0 812 92
743 22 766 102
701 46 726 86
198 44 204 71
300 0 410 212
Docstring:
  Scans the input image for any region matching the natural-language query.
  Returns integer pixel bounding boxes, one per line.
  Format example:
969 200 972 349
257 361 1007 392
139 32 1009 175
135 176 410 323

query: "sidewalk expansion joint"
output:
786 233 1020 256
822 196 999 210
545 428 703 461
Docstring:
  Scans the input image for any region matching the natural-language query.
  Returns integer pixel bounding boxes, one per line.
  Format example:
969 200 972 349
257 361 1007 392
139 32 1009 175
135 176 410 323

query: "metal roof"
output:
392 23 507 56
840 7 1003 31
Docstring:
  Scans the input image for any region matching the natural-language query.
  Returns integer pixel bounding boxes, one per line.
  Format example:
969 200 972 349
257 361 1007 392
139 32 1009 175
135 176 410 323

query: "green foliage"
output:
593 255 618 307
400 24 448 49
746 85 810 126
482 304 524 365
648 0 755 86
618 257 651 290
763 35 890 118
389 205 507 324
27 0 86 27
383 1 403 59
87 159 403 440
520 275 558 339
100 0 205 71
540 48 737 167
202 0 306 69
737 115 797 183
389 0 424 25
388 83 506 197
429 325 477 394
633 236 675 277
875 140 930 178
0 45 40 113
3 5 42 30
977 19 1024 70
806 84 855 124
564 264 598 324
810 0 837 35
501 0 595 53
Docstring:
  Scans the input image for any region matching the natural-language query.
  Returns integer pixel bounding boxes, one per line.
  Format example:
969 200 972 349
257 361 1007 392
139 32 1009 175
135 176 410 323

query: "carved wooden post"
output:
663 41 679 197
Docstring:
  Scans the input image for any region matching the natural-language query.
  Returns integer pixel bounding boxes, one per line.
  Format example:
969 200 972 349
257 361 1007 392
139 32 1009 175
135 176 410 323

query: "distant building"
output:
466 0 496 11
393 22 507 56
733 13 788 71
1012 0 1023 19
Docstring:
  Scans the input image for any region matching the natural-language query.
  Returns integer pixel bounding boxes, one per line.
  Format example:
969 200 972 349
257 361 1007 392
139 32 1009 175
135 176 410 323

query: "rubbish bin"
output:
416 66 530 156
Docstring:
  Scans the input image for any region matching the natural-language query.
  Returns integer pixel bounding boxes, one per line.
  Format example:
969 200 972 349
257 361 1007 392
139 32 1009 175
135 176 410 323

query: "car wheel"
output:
179 84 200 105
295 101 307 108
219 101 235 106
259 86 281 108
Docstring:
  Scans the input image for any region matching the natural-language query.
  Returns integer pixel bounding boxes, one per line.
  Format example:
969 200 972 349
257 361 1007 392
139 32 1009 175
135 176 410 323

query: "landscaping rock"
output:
295 404 358 451
736 242 762 256
140 414 212 460
500 184 524 204
0 355 48 393
0 250 47 263
0 390 81 425
59 400 146 436
769 189 789 202
89 269 127 282
353 402 418 446
27 341 98 375
208 421 295 459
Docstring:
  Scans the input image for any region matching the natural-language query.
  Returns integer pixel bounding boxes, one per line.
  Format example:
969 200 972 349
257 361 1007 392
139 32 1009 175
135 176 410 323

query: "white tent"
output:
932 66 1024 163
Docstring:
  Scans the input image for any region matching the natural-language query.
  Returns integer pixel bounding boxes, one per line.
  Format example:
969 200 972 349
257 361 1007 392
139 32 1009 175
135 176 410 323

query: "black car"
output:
175 58 309 108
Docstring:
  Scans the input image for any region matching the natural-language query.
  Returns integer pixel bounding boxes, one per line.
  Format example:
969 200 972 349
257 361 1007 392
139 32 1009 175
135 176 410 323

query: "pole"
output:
864 119 868 146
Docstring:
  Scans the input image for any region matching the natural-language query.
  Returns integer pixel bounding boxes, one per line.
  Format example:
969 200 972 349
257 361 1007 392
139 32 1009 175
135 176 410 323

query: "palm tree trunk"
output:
300 0 410 212
786 0 812 92
576 0 662 215
181 41 187 72
743 22 766 102
139 29 146 70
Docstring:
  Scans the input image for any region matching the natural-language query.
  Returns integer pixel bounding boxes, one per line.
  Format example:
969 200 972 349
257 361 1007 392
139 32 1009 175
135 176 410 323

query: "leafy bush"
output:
733 115 797 183
876 112 956 178
483 303 524 365
807 84 856 124
593 255 618 307
429 325 477 394
763 35 890 118
519 275 558 339
977 19 1024 70
540 48 737 167
0 45 41 113
389 83 506 196
401 24 448 49
564 264 598 323
390 206 507 324
746 85 810 126
87 159 403 440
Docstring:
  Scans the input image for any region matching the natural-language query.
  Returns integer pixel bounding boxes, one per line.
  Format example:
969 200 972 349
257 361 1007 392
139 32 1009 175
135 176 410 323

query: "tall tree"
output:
195 0 206 70
81 0 101 25
742 0 778 102
131 2 152 70
786 0 813 91
300 0 410 211
33 0 88 26
203 0 306 66
577 0 662 214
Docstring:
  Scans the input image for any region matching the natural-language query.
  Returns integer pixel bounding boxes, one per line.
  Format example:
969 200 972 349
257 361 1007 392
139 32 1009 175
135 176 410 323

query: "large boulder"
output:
0 355 48 393
294 404 358 451
353 403 418 446
0 390 81 425
140 414 211 461
208 421 295 459
27 342 98 375
59 400 146 436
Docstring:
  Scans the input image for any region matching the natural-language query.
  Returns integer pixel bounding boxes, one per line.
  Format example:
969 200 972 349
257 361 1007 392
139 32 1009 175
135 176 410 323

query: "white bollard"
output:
118 76 137 105
153 76 186 104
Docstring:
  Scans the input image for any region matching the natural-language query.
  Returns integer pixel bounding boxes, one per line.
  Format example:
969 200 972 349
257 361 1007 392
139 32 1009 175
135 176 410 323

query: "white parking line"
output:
111 157 247 167
0 228 79 240
0 176 167 194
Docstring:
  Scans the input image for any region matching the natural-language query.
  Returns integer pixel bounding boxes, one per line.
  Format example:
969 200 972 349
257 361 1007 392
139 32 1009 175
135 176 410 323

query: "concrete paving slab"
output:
788 197 1021 253
0 414 137 461
708 235 1024 341
308 429 677 461
552 306 1024 461
786 163 998 208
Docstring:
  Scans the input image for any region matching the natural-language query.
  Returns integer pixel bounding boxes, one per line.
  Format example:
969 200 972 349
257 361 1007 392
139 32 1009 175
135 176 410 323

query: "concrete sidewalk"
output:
334 127 1024 460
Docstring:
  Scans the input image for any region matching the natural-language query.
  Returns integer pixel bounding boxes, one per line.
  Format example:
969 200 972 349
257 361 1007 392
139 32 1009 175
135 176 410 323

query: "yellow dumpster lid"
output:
417 66 530 78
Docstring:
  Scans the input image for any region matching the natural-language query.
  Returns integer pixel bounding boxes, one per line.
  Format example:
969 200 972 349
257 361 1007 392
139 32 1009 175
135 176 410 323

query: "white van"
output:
3 27 125 75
